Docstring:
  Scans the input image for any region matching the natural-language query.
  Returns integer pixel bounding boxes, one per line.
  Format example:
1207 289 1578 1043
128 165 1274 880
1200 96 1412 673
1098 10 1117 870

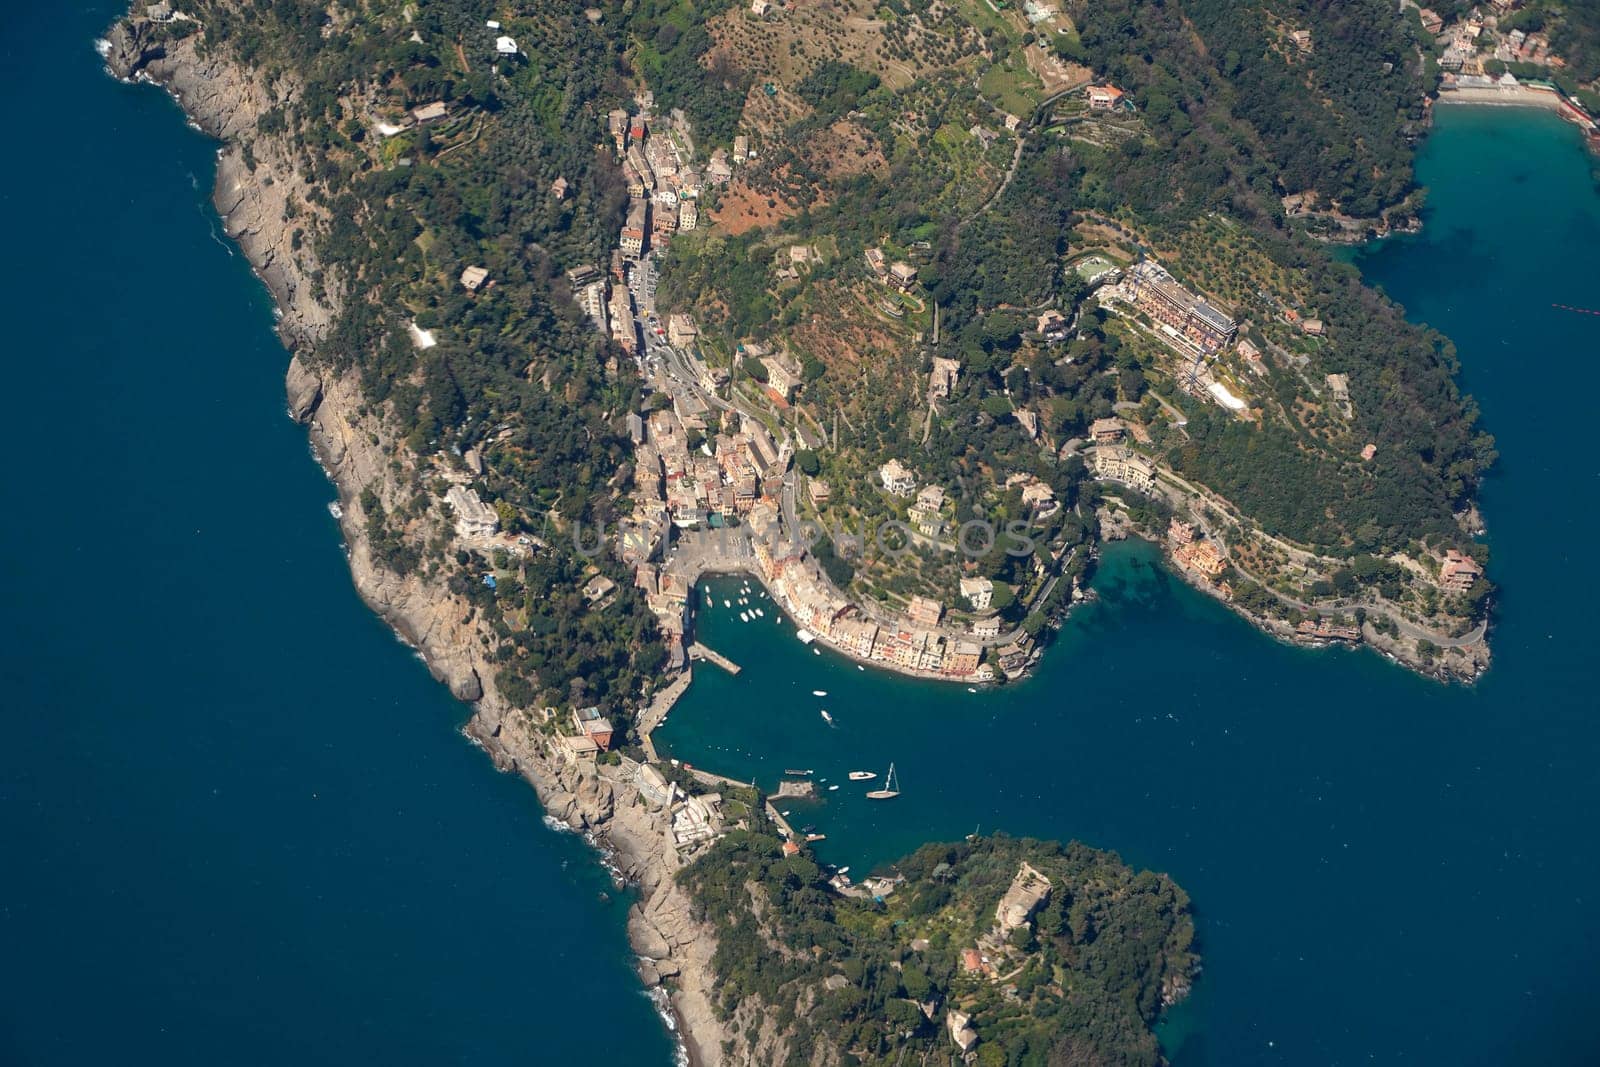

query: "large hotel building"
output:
1129 262 1237 353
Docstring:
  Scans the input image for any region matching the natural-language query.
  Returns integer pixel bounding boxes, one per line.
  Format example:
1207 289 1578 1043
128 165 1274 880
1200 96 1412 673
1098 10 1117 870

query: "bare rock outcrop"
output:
286 355 322 422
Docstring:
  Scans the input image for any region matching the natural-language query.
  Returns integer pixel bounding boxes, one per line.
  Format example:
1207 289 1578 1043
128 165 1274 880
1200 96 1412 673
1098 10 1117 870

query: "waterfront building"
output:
635 763 675 808
942 639 982 676
1175 538 1228 579
833 617 879 659
995 637 1033 676
1297 618 1361 642
1441 549 1483 593
572 706 615 751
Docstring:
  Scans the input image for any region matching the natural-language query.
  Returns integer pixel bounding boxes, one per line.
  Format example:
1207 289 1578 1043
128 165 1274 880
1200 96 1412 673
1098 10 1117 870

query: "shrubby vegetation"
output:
652 0 1493 581
681 810 1197 1065
183 0 667 725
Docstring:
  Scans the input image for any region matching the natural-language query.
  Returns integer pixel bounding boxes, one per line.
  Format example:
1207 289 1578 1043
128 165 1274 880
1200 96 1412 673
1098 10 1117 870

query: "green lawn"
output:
1071 253 1115 282
977 50 1045 115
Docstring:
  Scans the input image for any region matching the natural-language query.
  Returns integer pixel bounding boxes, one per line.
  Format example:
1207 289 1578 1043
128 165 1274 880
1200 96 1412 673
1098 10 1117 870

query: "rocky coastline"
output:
105 16 728 1064
100 7 1490 1058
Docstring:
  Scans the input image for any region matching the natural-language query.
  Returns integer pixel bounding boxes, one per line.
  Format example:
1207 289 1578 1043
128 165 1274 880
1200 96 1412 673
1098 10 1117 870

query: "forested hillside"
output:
681 806 1197 1065
154 0 665 720
1079 0 1430 220
650 0 1493 587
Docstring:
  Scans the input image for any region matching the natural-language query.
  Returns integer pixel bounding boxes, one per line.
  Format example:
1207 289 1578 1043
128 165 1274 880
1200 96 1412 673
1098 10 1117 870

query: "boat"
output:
857 665 864 671
837 866 850 875
739 611 749 622
784 768 813 777
806 833 826 842
755 608 765 617
967 687 977 694
813 648 820 656
796 628 817 645
828 784 839 791
847 771 876 781
865 763 901 800
820 710 834 725
723 599 730 608
812 690 828 697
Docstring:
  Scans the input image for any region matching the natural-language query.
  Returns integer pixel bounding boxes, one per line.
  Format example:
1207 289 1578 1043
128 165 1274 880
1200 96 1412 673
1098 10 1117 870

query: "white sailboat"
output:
820 709 834 725
865 763 900 800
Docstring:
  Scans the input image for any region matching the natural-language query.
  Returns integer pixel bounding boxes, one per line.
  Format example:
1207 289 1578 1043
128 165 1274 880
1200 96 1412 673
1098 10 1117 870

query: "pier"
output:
681 765 801 840
688 642 741 674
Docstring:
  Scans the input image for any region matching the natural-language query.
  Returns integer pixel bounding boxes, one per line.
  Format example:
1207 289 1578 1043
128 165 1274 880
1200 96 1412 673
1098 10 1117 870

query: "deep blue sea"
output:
0 4 672 1064
658 107 1600 1066
4 4 1598 1065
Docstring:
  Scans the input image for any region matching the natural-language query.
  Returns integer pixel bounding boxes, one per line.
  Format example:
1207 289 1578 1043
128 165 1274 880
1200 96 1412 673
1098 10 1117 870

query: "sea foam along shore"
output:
102 13 729 1065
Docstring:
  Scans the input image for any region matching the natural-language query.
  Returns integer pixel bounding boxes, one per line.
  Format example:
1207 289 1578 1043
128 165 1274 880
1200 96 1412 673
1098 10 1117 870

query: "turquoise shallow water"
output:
0 5 671 1064
659 107 1600 1066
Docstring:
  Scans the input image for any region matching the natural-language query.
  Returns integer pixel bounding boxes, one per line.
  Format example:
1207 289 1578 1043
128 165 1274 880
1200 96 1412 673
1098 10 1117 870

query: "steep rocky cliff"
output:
108 12 728 1061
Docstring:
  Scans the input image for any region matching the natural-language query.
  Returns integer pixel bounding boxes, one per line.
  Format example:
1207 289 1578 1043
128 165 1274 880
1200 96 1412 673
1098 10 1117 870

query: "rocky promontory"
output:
109 11 726 1062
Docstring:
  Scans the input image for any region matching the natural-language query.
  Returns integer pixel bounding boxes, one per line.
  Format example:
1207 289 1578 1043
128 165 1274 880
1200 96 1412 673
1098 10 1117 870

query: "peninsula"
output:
103 0 1528 1058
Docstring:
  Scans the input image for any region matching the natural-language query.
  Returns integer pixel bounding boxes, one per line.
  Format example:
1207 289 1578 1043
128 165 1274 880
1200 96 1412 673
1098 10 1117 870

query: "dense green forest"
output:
165 0 670 723
681 803 1197 1065
154 0 1500 715
1075 0 1429 221
649 0 1493 569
